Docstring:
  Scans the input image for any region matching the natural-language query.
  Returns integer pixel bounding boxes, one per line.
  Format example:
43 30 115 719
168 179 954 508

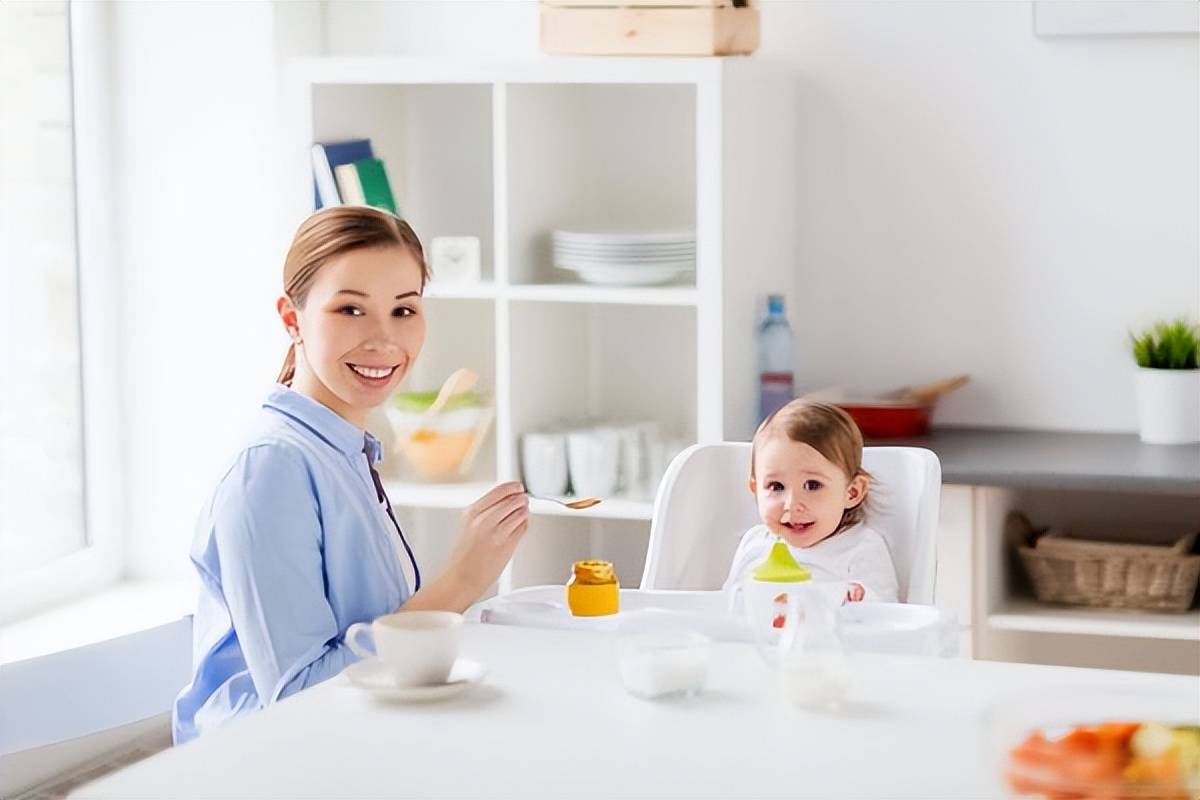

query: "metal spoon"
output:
527 493 603 510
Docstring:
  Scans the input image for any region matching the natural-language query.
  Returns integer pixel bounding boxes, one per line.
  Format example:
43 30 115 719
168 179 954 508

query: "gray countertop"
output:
866 428 1200 496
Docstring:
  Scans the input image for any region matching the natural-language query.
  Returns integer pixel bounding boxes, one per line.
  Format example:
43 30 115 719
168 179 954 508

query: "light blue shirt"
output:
173 386 412 744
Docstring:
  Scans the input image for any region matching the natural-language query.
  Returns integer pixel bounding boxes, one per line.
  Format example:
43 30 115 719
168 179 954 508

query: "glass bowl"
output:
616 630 712 700
386 399 494 481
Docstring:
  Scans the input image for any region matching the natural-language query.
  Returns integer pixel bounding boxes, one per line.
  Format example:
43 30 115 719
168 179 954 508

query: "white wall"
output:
325 0 1199 433
110 0 321 578
105 0 1196 578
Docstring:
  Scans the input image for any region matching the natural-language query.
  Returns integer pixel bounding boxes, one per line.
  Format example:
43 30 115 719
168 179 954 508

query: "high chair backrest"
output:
639 442 942 603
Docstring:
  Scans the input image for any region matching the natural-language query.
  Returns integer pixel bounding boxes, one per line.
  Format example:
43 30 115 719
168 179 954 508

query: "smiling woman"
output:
172 207 530 745
276 211 429 425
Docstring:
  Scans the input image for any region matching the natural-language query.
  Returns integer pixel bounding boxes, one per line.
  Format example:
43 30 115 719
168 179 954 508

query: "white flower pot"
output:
1135 367 1200 445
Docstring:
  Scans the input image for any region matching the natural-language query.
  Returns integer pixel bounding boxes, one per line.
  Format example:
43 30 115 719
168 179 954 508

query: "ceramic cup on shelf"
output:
611 423 646 498
566 427 621 498
345 610 462 686
520 431 569 497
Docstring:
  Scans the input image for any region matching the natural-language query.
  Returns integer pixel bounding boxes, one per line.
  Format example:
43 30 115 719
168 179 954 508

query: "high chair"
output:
639 443 942 603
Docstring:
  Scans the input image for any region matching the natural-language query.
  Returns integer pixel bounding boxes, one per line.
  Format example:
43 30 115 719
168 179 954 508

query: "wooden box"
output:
540 0 759 57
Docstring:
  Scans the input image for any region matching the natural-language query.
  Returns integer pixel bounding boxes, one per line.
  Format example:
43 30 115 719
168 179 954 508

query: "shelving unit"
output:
988 600 1199 642
289 56 796 591
968 480 1199 673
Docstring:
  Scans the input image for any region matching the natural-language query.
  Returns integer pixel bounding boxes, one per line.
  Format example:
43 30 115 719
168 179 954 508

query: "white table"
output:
72 624 1198 799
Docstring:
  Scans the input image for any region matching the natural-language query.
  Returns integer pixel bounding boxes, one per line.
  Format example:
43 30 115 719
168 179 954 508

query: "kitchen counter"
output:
866 427 1200 496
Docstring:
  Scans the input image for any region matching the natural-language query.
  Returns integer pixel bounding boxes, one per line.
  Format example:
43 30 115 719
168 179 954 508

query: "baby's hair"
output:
751 399 870 535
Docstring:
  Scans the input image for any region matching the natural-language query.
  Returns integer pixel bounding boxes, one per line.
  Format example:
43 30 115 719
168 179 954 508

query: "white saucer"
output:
345 657 487 702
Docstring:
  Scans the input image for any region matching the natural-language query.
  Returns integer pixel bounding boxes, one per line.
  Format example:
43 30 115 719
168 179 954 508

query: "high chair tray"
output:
474 586 748 641
474 586 957 655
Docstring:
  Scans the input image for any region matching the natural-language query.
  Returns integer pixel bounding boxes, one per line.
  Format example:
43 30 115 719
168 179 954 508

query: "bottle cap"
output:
767 294 785 314
572 559 616 584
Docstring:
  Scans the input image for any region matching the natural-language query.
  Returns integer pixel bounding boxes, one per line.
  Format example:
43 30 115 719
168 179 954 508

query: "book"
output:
333 163 366 205
354 158 398 215
333 157 398 215
310 139 374 209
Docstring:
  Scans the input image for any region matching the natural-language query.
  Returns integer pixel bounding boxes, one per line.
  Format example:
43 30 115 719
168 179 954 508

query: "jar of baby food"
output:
566 560 619 616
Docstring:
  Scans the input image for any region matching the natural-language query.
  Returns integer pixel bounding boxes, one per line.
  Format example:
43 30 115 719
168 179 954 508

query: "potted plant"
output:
1130 319 1200 444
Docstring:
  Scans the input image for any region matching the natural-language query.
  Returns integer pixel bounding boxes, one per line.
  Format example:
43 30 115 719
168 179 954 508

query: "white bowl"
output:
617 630 711 700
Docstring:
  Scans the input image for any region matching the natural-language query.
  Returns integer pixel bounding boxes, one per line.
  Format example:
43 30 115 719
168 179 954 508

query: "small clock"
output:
430 236 481 285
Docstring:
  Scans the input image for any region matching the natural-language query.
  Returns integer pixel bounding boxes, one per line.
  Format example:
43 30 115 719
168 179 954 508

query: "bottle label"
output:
759 372 794 421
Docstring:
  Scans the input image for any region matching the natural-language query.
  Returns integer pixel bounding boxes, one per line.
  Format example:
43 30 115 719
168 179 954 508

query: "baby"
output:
724 399 899 603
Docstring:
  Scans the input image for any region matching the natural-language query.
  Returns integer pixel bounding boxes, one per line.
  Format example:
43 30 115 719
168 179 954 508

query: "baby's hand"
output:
846 583 865 602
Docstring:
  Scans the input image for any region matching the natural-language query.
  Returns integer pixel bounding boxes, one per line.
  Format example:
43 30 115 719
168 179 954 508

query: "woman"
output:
173 207 529 744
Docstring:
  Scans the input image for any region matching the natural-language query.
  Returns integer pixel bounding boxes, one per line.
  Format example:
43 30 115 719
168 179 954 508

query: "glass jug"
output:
776 582 851 710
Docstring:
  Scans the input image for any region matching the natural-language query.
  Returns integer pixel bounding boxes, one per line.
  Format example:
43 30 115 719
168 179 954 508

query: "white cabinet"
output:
289 57 796 590
944 484 1199 673
933 484 975 657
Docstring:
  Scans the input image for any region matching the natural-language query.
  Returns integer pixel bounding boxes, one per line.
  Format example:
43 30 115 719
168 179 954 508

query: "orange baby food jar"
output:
566 560 619 617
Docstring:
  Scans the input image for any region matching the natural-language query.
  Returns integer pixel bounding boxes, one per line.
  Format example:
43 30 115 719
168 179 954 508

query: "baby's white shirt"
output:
722 523 900 602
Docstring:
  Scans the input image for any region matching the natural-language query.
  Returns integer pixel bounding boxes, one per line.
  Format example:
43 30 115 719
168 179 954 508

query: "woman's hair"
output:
277 206 430 385
750 399 870 534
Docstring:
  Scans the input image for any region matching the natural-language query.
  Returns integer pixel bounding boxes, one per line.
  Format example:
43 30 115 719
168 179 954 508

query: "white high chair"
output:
639 443 942 604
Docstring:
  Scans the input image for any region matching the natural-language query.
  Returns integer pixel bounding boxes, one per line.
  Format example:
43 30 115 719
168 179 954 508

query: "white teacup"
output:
345 610 463 686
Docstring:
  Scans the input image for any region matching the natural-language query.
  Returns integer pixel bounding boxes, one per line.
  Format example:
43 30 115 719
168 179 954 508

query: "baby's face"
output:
750 437 866 548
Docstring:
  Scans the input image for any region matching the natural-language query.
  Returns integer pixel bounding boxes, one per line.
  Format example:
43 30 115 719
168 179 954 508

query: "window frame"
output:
0 1 123 624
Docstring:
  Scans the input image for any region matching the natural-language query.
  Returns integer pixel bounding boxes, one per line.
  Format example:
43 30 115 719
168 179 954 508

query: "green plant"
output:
1130 319 1200 369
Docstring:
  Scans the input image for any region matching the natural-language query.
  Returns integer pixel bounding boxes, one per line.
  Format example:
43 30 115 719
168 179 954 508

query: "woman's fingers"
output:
467 481 525 516
493 506 529 548
471 491 529 532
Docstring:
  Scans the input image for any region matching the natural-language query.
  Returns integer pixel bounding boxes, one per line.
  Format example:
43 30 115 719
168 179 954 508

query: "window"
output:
0 2 87 578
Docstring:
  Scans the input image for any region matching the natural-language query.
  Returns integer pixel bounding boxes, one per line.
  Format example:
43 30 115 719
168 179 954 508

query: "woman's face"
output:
279 245 426 427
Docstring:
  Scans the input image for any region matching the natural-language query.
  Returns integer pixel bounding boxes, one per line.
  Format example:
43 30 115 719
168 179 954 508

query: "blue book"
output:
311 139 374 209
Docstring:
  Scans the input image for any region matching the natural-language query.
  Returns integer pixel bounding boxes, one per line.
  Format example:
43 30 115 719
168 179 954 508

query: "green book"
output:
354 157 398 215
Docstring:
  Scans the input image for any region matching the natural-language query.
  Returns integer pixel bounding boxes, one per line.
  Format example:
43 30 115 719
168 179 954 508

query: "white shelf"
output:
295 56 796 590
422 282 699 306
383 480 493 510
528 495 654 521
988 599 1200 642
424 281 498 300
507 283 697 306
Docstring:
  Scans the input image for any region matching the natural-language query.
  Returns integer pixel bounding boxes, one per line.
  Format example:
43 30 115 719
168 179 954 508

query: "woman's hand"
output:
400 481 529 613
446 481 530 596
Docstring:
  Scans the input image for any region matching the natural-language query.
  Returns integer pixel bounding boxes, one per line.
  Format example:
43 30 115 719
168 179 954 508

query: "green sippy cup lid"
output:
752 541 812 583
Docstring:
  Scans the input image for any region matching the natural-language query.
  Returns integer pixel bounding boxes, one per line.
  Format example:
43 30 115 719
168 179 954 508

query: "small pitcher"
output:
776 582 851 710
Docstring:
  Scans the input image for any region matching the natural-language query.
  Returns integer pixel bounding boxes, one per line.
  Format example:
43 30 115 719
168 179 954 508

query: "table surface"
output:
73 624 1198 800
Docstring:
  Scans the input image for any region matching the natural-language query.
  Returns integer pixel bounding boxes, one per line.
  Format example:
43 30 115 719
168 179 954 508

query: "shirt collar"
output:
264 384 384 463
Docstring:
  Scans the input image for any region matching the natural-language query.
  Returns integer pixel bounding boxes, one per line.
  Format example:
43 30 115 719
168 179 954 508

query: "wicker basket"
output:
1010 513 1200 612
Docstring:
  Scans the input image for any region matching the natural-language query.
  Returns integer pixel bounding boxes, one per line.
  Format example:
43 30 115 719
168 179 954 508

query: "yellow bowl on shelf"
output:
386 393 494 481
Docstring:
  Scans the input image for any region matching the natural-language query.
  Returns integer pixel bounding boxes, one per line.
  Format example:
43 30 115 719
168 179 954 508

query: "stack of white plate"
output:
551 229 695 287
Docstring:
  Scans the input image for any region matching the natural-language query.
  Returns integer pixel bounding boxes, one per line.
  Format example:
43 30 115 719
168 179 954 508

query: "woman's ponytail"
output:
277 342 296 386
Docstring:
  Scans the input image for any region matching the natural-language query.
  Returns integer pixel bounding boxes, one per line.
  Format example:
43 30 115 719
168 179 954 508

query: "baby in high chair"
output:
723 399 899 603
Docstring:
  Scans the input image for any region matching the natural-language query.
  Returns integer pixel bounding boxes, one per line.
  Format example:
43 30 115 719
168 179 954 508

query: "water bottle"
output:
757 294 794 424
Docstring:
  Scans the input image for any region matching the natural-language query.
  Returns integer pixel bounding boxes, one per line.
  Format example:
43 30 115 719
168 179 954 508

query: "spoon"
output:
527 493 603 510
411 367 478 441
